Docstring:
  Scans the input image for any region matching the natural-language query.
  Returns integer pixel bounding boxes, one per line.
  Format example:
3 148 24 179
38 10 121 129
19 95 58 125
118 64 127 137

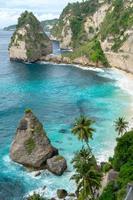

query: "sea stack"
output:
10 109 67 175
9 11 52 62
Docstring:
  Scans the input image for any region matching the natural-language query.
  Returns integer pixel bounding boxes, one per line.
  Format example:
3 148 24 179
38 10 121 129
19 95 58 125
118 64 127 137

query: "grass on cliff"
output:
100 0 133 52
65 38 109 67
25 137 36 154
52 0 99 47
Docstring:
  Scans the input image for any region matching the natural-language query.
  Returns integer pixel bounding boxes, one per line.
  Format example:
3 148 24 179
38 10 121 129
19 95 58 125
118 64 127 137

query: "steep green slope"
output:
65 38 108 66
52 0 99 48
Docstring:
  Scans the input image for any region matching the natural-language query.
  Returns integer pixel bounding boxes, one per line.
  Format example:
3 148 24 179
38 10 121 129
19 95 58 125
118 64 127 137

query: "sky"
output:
0 0 82 28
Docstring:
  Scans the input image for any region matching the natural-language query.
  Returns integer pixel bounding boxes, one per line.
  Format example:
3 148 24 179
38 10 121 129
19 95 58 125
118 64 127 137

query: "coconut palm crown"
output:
71 115 95 147
114 117 129 136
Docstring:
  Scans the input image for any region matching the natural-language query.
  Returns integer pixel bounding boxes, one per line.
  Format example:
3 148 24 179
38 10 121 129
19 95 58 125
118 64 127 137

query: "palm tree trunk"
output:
86 142 91 152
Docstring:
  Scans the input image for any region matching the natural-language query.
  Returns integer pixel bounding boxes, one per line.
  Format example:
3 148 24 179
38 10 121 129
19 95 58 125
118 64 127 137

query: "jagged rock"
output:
9 11 52 62
57 189 68 199
47 155 67 175
10 110 58 169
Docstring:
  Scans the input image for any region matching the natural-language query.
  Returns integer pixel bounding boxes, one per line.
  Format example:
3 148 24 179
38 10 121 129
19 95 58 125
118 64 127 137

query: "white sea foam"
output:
72 64 105 72
99 67 133 130
39 61 104 72
99 67 133 97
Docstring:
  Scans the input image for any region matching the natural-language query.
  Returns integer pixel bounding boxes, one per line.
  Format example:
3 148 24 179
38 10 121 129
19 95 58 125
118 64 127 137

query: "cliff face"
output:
52 0 133 72
100 0 133 72
52 0 109 49
9 11 52 62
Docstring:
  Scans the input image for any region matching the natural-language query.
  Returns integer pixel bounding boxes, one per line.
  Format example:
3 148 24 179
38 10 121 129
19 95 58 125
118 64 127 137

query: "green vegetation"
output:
65 39 109 66
100 119 133 200
25 108 32 114
9 11 50 58
114 117 129 137
17 11 40 30
25 137 36 154
34 123 43 133
102 162 112 173
27 193 47 200
71 115 95 148
113 131 133 171
100 0 133 51
71 147 102 200
99 181 116 200
71 115 102 200
52 0 99 47
41 19 58 33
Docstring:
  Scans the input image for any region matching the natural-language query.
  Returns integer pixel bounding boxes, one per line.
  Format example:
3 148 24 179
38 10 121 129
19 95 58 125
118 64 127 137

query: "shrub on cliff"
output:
113 131 133 171
27 193 47 200
100 130 133 199
99 181 117 200
65 38 109 67
100 0 133 51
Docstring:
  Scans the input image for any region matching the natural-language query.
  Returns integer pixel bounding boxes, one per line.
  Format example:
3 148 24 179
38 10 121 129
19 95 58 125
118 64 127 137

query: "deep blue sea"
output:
0 30 133 199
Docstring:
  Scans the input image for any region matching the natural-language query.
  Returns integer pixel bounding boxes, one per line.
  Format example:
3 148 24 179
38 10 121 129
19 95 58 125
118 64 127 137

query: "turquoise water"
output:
0 30 132 199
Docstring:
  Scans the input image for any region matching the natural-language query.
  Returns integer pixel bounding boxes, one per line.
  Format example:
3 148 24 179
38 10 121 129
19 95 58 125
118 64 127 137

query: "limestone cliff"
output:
100 0 133 73
52 0 110 49
52 0 133 72
9 11 52 62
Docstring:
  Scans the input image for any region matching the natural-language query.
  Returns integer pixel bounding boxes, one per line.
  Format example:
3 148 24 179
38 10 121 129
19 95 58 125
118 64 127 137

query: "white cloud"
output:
0 0 82 28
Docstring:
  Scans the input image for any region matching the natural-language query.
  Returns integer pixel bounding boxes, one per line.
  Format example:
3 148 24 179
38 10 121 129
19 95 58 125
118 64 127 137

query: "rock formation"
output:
57 189 68 199
9 11 52 62
52 0 133 73
10 110 67 175
47 155 67 175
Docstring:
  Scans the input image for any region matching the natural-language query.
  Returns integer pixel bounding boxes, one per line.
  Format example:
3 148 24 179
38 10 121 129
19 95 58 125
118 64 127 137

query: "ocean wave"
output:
99 68 133 96
39 61 105 72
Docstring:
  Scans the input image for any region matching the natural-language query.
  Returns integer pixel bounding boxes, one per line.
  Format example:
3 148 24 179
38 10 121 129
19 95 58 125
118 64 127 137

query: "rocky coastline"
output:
40 54 104 68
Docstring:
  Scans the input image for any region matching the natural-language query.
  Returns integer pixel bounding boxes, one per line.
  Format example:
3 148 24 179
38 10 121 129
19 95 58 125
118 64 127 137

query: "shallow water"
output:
0 30 133 199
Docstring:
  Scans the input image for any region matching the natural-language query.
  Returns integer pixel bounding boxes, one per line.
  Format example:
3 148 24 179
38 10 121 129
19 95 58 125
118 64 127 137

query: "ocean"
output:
0 30 133 199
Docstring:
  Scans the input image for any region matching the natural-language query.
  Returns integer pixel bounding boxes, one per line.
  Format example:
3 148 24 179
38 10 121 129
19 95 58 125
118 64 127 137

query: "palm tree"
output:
71 115 95 148
114 117 129 136
71 148 102 200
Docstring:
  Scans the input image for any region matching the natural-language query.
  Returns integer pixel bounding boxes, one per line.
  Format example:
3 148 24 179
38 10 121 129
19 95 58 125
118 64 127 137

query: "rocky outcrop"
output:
10 110 67 175
47 155 67 175
41 54 103 68
9 11 52 62
41 54 71 64
57 189 68 199
73 56 100 67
